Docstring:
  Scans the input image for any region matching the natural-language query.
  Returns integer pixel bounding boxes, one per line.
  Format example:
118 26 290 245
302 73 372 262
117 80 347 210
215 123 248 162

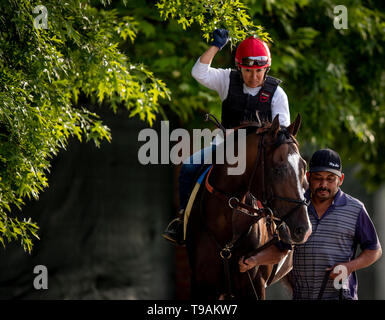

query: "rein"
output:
317 269 344 300
203 122 308 299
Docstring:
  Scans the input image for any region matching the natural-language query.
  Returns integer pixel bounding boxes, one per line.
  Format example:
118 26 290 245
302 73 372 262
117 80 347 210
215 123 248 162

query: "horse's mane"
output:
236 120 299 147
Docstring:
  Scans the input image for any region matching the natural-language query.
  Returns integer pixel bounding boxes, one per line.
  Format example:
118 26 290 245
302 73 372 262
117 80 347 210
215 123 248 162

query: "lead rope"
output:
317 269 344 300
247 269 259 300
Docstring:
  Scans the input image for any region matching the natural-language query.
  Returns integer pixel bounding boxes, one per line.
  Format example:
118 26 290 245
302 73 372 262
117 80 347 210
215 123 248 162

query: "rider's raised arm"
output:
191 29 231 101
199 45 220 65
191 57 231 101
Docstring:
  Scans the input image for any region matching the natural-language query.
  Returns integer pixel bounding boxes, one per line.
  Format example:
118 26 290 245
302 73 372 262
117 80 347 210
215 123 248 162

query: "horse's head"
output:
249 114 312 245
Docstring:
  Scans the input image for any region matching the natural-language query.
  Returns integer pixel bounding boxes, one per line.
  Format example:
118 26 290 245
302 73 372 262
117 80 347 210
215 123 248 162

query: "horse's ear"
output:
287 113 301 137
269 114 280 138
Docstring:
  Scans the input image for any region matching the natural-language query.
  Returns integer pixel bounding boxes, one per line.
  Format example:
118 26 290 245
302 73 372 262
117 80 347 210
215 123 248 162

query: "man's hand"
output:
326 263 352 280
239 255 259 273
211 28 229 50
238 245 289 273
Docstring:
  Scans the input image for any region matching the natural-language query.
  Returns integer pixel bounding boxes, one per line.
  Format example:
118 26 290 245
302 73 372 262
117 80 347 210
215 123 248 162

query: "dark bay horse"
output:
185 114 312 300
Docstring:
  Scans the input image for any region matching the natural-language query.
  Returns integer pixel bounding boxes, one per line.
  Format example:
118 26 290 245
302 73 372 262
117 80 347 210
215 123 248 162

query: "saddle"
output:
182 166 264 242
183 164 212 241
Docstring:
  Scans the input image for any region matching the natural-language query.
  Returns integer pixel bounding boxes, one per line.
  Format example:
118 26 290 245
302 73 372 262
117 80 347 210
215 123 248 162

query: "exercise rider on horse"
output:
162 29 291 251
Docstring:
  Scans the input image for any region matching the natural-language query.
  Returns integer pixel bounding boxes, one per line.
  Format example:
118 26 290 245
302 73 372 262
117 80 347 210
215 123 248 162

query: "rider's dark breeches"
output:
178 144 216 210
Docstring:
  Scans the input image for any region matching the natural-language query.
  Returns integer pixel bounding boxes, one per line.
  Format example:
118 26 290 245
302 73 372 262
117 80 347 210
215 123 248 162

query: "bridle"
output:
203 122 309 299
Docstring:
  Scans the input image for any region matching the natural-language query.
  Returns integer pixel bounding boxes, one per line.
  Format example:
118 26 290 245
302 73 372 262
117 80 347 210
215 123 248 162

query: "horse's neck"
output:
210 164 248 199
210 133 262 200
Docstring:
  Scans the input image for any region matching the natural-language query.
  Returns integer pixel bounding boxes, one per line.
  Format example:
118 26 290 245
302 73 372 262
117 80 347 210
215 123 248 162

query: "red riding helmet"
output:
235 36 271 69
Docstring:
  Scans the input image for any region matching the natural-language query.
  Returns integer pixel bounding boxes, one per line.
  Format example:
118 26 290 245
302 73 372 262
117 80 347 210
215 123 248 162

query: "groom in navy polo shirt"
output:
239 148 382 300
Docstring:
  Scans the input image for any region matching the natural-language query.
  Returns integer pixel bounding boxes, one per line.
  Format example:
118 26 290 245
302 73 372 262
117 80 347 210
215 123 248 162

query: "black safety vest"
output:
221 70 282 129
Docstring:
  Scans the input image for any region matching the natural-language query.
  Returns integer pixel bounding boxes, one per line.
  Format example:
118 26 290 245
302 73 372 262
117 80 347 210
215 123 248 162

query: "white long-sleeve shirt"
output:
191 58 290 127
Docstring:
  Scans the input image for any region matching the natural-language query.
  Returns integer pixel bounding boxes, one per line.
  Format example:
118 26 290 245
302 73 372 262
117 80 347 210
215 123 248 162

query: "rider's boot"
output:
162 209 185 246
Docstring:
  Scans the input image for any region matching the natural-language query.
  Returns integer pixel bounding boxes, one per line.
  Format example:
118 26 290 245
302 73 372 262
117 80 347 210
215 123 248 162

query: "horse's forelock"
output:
270 128 298 151
236 122 299 148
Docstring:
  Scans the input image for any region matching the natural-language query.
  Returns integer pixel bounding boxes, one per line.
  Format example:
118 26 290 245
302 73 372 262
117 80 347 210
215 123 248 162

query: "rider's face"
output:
240 67 267 88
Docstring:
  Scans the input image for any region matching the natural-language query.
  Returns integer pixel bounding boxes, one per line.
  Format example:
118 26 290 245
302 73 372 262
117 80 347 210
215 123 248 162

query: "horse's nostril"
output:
294 227 305 238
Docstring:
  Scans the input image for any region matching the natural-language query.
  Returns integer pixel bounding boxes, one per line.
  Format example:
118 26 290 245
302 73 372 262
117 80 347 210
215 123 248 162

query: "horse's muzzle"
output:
279 221 312 245
291 223 312 244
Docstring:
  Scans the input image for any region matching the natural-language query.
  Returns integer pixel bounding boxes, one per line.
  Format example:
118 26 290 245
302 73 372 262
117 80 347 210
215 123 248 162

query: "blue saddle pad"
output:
197 165 212 185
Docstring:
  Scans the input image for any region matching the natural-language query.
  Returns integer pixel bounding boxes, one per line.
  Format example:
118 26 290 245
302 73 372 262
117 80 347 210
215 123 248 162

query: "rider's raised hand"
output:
211 28 229 50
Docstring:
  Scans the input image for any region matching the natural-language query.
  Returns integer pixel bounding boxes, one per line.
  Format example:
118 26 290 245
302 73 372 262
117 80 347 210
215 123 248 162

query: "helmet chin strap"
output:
263 67 270 82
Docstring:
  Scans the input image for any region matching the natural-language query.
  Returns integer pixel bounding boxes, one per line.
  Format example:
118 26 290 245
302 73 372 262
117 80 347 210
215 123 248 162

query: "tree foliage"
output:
156 0 270 44
0 0 171 252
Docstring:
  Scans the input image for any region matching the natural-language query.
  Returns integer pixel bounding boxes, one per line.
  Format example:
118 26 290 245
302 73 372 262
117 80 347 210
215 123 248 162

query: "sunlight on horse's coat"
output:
287 152 312 243
287 153 305 201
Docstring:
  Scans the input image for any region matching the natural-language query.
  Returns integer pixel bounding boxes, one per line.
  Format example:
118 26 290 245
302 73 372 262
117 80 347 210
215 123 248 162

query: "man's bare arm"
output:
328 247 382 279
239 245 289 273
